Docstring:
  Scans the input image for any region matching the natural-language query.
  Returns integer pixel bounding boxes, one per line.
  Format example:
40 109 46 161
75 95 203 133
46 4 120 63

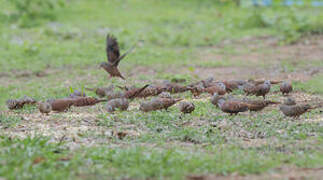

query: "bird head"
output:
217 82 226 90
217 98 226 108
264 80 271 86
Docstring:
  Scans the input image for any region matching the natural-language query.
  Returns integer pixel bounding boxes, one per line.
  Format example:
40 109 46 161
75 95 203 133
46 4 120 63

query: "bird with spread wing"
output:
100 34 135 80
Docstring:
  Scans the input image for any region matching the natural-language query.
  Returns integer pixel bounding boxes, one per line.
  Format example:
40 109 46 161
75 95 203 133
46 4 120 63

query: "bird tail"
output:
128 84 150 99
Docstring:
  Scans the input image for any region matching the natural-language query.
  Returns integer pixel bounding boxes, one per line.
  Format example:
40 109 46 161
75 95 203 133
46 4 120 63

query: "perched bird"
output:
221 80 246 91
284 97 296 106
69 90 86 98
204 83 227 95
279 104 314 118
163 82 191 94
71 97 108 107
38 102 52 115
210 93 223 107
6 96 37 110
140 97 182 112
123 84 150 99
217 98 249 115
86 85 114 98
244 80 271 99
189 84 204 97
243 99 279 112
280 81 293 95
100 34 135 80
48 99 74 112
135 85 166 98
6 99 23 110
105 98 129 112
179 101 195 114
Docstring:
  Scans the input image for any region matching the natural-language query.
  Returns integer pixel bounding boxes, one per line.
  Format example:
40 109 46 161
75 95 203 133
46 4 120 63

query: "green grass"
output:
0 0 323 179
294 74 323 94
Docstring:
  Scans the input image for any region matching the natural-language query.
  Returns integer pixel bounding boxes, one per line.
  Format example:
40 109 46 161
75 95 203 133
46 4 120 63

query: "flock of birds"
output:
6 34 322 118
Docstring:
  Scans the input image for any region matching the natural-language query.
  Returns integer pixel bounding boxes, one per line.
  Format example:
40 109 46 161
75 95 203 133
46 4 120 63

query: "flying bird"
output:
100 34 135 80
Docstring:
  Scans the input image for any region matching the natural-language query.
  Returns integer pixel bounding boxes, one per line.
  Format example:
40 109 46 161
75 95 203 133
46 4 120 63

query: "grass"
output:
0 0 323 179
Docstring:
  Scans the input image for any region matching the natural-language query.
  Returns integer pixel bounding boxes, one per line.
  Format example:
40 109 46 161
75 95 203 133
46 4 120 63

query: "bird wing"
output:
112 44 136 66
106 34 120 65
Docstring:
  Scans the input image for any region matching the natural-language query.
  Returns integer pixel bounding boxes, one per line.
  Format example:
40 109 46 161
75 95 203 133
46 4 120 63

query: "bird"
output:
6 99 23 110
163 82 191 94
179 101 195 114
6 96 37 110
48 98 74 112
71 97 108 107
140 97 182 112
188 84 204 97
284 97 296 106
122 84 150 99
100 34 135 80
244 80 271 99
221 80 246 91
38 102 52 115
217 98 249 115
210 93 223 107
279 104 314 118
105 98 129 113
280 81 293 95
204 82 227 95
243 99 280 112
135 85 166 98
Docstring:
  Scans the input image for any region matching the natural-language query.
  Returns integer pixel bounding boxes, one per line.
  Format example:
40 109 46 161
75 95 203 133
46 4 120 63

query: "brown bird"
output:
72 97 108 107
217 98 249 115
279 104 314 118
210 93 224 107
105 98 129 112
6 96 37 110
140 97 182 112
204 83 227 95
69 90 86 98
284 97 296 106
244 80 271 99
100 34 135 80
38 102 52 115
123 84 150 99
243 99 280 112
221 80 246 91
86 85 114 98
48 98 74 112
280 81 293 95
179 101 195 114
163 82 191 94
135 85 166 98
189 84 204 97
